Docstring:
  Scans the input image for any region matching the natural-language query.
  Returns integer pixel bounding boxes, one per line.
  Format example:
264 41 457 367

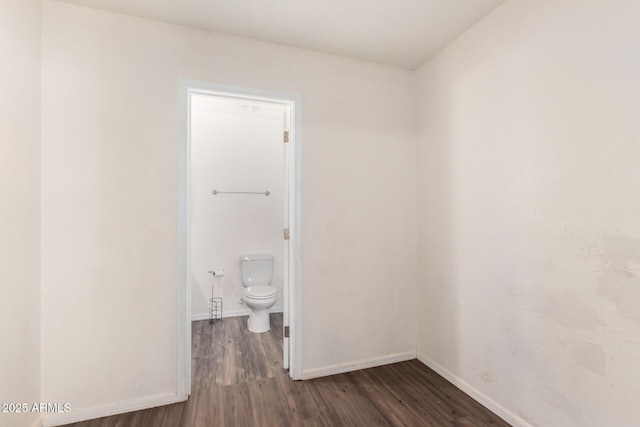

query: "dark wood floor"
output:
66 314 510 427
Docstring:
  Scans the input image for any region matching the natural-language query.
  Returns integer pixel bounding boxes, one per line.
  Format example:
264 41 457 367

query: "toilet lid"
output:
244 285 277 298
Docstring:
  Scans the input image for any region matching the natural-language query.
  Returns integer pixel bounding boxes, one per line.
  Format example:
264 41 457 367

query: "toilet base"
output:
247 309 270 333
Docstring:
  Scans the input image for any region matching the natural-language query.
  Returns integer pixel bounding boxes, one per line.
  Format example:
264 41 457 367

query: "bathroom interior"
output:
189 91 289 379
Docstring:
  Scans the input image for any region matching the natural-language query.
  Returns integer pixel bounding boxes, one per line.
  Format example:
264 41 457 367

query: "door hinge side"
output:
284 326 290 338
284 228 290 240
284 130 290 143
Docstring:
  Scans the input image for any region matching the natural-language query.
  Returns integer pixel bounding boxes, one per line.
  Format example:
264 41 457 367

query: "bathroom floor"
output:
191 313 285 389
65 313 511 426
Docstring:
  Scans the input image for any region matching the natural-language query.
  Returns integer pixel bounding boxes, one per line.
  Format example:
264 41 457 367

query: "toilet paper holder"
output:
208 271 223 324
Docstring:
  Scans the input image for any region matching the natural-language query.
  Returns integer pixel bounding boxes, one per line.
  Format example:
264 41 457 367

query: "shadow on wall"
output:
192 271 208 316
595 235 640 325
416 69 461 373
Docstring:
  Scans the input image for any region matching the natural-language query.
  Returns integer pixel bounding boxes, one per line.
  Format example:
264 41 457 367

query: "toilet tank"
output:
239 254 274 286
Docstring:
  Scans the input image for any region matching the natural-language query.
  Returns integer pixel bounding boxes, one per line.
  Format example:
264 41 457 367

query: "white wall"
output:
416 1 640 426
190 95 285 318
0 1 41 426
41 0 416 420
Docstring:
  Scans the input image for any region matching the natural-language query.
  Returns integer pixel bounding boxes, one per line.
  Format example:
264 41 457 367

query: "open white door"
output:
282 108 291 370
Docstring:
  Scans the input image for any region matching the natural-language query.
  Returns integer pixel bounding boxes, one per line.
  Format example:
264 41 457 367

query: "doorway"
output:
178 81 302 396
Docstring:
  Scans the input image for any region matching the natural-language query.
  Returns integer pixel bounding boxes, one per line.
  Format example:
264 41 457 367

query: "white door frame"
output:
178 79 303 397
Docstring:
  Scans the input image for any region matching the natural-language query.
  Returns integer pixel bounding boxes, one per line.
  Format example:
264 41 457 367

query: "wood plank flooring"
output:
65 314 511 427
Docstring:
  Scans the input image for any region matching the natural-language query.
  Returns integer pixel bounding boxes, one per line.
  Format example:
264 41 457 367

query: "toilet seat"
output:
243 285 276 299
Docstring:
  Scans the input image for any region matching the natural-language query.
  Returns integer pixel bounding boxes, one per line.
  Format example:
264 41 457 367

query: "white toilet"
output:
240 254 277 333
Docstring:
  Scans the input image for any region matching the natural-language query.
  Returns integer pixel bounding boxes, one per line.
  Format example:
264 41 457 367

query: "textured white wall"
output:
41 0 417 418
416 1 640 426
190 95 285 318
0 1 41 426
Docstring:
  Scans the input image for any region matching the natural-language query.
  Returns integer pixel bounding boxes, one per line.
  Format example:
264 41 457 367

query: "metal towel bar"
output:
212 190 270 196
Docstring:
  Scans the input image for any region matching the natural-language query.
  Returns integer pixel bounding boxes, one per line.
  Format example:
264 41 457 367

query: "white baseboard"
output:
416 348 533 427
41 392 186 427
192 306 283 321
301 351 416 380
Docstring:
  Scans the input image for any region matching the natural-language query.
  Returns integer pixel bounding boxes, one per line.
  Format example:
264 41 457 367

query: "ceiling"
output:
57 0 505 70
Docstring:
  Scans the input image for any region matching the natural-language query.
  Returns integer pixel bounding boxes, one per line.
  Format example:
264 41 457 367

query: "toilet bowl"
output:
240 254 277 333
243 285 277 333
